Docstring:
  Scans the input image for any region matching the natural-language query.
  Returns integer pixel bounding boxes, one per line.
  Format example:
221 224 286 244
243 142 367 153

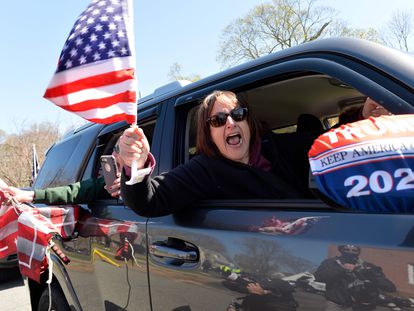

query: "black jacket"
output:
121 132 316 217
314 257 396 307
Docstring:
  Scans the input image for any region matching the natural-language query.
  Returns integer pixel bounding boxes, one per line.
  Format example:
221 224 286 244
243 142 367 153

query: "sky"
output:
0 0 412 135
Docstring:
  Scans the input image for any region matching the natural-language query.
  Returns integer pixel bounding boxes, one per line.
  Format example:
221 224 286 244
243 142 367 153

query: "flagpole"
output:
124 0 138 126
123 0 140 168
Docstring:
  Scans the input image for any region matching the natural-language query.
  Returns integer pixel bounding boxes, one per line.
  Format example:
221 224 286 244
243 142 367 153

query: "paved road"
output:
0 267 31 311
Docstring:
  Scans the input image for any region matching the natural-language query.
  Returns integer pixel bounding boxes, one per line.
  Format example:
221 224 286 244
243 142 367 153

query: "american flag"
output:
17 205 79 282
0 188 141 282
250 216 327 235
0 191 19 260
0 189 79 282
44 0 137 124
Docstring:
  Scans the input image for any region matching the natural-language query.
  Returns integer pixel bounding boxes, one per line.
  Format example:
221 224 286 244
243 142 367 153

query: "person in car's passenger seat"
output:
2 135 122 205
119 90 318 217
337 97 392 126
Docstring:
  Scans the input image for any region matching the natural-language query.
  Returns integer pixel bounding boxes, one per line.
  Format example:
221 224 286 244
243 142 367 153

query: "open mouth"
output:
226 133 242 146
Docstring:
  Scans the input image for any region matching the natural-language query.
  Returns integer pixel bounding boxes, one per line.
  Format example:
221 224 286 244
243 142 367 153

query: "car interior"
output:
93 122 156 179
241 74 364 130
186 73 366 158
185 73 368 203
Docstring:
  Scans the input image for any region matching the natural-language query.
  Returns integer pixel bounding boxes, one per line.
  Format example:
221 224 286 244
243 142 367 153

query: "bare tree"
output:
217 0 378 67
0 121 61 187
168 62 201 82
327 20 379 42
382 10 414 52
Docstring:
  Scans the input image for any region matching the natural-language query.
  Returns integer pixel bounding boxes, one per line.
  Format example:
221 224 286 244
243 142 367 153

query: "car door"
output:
146 51 414 311
61 197 150 311
58 115 160 311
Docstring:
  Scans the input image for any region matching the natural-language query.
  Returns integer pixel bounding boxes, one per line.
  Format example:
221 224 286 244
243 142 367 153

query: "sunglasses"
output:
207 107 248 128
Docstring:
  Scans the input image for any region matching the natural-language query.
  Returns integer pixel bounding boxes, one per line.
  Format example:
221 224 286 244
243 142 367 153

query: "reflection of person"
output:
114 231 139 261
314 245 396 311
3 137 122 205
225 274 298 311
338 97 391 125
120 90 317 217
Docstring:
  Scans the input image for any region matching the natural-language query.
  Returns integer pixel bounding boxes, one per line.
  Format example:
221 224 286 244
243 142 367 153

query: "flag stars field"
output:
95 24 103 32
55 0 131 74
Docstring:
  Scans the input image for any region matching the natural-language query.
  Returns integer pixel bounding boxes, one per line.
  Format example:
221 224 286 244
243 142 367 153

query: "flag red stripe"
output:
0 208 18 226
87 112 136 124
18 252 43 283
45 208 63 228
0 219 17 234
18 222 50 244
58 90 136 112
44 68 135 98
0 233 18 257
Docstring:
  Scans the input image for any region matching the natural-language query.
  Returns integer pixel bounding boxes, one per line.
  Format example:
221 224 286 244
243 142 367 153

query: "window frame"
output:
78 105 161 205
171 54 414 212
34 124 103 189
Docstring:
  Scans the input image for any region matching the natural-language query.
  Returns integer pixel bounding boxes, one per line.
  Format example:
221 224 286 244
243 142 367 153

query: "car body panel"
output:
147 206 414 310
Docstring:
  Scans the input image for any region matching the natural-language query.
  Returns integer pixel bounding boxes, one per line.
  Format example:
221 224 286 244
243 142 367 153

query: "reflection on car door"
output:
147 204 414 311
62 202 151 310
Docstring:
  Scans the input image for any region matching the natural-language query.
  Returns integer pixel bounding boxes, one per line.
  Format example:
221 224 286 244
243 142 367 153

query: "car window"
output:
85 121 156 181
186 74 364 156
34 136 82 188
184 73 368 200
34 124 103 188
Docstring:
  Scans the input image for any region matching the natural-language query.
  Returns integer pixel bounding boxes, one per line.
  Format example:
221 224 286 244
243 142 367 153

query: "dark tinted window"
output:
34 136 82 188
34 124 101 188
84 121 157 181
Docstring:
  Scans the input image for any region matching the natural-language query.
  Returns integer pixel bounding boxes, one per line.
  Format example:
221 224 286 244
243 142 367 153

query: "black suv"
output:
29 38 414 311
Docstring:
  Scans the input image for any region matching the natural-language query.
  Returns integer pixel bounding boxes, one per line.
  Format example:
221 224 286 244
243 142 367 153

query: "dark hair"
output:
195 90 261 158
102 131 123 156
338 106 363 125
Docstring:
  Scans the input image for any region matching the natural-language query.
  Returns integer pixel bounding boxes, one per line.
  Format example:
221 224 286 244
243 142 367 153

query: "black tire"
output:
37 283 70 311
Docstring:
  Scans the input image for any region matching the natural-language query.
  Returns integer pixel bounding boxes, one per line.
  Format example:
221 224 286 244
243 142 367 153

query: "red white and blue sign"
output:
309 115 414 213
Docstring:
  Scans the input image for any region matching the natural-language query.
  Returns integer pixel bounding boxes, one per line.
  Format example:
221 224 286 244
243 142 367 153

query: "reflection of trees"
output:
234 237 315 277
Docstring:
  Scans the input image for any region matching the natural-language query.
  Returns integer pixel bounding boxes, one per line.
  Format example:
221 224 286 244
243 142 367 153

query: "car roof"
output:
138 37 414 109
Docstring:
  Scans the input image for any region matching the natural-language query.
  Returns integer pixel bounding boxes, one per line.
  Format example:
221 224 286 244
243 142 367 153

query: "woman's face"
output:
209 96 251 164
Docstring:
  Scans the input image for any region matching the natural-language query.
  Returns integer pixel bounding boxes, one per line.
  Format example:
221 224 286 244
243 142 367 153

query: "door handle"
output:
149 244 198 262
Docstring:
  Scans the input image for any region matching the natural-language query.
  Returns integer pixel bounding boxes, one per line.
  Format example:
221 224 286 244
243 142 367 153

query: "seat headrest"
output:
296 114 324 136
